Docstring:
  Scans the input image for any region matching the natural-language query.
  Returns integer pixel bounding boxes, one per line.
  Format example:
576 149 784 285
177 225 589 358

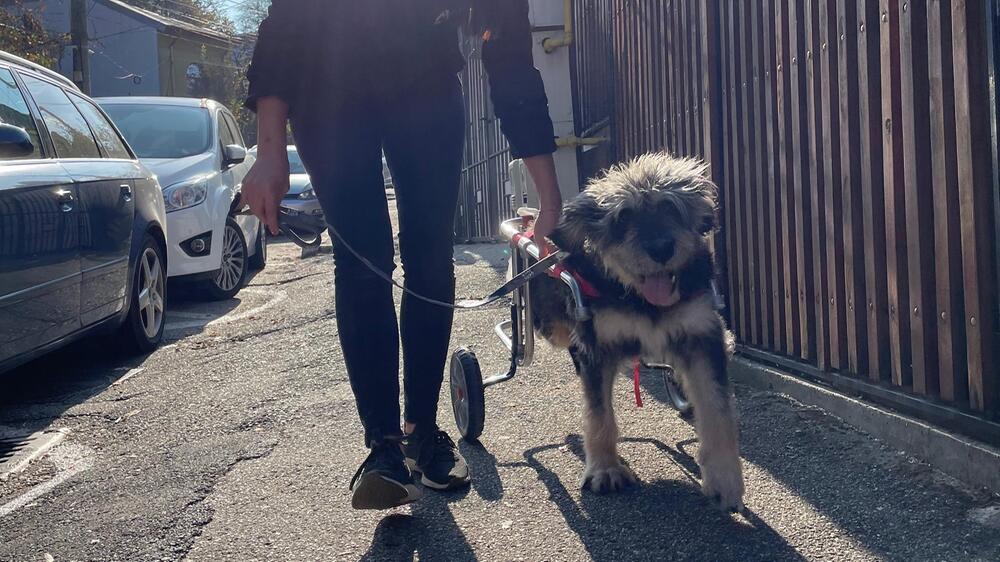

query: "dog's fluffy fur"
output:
531 153 744 510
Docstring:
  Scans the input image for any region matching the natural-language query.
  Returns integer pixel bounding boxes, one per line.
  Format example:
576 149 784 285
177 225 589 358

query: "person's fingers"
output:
262 194 280 236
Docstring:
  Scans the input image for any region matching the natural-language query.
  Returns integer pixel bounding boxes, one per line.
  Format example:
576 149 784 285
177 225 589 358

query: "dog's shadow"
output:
500 434 806 562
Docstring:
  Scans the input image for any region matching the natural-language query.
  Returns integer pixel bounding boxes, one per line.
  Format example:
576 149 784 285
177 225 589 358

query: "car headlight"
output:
163 179 209 212
297 186 316 200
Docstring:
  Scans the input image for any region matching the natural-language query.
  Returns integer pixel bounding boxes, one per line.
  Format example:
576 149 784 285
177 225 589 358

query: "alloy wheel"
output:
136 247 165 339
215 224 246 292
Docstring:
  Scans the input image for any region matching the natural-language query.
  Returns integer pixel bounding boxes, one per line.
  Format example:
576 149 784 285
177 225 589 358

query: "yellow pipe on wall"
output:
556 135 608 148
543 0 574 53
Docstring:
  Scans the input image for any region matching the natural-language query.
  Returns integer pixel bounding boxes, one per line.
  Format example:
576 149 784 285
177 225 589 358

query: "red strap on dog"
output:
633 358 643 408
513 231 602 299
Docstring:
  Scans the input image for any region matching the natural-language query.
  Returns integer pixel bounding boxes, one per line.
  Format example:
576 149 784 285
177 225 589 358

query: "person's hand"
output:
242 148 290 235
533 208 560 256
521 154 562 256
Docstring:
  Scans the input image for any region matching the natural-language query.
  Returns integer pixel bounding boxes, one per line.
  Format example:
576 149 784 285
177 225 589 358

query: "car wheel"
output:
249 225 267 270
202 218 248 300
120 235 166 354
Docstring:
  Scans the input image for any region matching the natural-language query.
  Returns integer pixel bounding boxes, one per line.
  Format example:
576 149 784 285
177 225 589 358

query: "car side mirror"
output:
0 124 34 158
223 144 247 168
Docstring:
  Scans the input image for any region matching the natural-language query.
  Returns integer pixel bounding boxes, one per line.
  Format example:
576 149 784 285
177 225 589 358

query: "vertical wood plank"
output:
718 2 740 330
776 0 803 357
899 0 938 395
678 0 690 156
927 0 966 401
790 0 816 360
820 0 847 371
952 0 998 412
806 0 830 369
667 0 679 153
691 0 705 158
728 1 750 341
701 0 721 170
879 0 911 386
660 0 674 152
837 0 868 375
751 0 773 348
857 0 891 382
763 0 787 352
739 0 762 345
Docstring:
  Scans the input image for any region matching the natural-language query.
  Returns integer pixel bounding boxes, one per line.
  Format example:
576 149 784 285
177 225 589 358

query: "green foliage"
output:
0 1 66 67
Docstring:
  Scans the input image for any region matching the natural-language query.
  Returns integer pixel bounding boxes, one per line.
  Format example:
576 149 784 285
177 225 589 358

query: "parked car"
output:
0 51 168 373
99 97 265 300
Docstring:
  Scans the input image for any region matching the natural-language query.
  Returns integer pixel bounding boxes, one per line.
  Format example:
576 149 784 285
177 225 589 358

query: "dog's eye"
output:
610 208 634 239
698 215 715 234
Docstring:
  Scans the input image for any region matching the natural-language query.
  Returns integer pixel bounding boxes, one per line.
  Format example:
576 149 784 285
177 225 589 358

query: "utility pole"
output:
70 0 91 94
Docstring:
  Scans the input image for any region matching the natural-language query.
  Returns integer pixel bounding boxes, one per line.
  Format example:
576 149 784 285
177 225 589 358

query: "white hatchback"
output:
100 97 266 300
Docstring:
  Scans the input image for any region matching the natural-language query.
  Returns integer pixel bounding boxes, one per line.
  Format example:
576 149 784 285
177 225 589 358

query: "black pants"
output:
291 75 465 446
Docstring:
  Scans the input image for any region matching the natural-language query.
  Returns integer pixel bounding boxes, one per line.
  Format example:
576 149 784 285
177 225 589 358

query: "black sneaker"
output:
350 442 422 510
402 427 471 491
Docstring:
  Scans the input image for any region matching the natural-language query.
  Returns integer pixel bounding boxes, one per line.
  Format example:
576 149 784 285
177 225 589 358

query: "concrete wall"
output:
528 0 581 202
20 0 160 96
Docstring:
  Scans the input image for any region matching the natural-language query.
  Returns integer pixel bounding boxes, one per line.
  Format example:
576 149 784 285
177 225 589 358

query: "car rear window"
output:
22 75 101 159
100 103 212 159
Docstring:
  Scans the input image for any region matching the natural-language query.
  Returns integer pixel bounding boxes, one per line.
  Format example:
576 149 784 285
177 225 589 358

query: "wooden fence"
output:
571 0 999 426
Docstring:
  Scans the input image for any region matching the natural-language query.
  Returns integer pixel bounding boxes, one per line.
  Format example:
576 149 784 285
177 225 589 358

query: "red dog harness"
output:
514 231 655 406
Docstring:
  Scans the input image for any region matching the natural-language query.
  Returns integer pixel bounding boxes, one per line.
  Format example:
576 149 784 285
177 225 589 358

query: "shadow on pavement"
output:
500 435 806 562
460 440 504 502
633 374 999 559
359 487 478 561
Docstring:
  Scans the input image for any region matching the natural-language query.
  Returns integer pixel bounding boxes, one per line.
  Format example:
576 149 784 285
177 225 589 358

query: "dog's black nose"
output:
643 238 676 263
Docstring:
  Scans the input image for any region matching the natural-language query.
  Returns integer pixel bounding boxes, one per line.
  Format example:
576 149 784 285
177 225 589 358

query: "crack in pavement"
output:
164 439 279 561
250 272 327 287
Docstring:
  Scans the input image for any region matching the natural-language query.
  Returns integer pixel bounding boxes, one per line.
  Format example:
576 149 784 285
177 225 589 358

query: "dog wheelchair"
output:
448 210 691 442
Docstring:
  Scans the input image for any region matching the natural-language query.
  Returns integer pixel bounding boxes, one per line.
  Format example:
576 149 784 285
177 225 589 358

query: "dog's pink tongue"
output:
640 274 679 307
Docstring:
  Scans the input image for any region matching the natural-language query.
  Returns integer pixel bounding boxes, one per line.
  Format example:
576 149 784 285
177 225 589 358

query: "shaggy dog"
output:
530 152 744 511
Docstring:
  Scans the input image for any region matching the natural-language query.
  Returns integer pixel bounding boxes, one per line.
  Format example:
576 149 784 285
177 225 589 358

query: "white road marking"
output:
0 443 94 518
0 429 69 480
111 367 144 386
165 288 288 332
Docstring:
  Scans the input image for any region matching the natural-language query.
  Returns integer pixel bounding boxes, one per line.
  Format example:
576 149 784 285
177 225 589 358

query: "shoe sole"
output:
351 472 422 510
405 458 471 491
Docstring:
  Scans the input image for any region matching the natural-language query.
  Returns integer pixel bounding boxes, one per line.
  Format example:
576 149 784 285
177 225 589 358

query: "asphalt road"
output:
1 232 999 561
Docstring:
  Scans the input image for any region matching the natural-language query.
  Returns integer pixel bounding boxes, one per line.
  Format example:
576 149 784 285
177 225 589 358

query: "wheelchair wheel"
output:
661 366 693 419
450 348 485 442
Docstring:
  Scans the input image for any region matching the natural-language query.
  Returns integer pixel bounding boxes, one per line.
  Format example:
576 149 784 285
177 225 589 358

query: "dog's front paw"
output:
700 456 745 512
581 461 637 494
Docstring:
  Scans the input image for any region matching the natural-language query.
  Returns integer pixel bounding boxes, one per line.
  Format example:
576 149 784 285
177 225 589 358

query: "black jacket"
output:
245 0 557 159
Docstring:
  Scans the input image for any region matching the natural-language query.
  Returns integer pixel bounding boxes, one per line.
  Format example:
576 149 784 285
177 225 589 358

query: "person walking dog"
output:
241 0 563 510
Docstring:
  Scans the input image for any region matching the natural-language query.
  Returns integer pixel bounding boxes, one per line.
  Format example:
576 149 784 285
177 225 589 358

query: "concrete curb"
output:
731 357 1000 495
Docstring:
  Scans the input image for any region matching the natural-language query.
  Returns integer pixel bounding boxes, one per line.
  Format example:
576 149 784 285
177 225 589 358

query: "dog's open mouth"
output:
639 272 680 308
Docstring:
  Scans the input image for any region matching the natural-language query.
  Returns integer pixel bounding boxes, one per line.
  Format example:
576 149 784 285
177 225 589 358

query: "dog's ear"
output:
550 193 604 254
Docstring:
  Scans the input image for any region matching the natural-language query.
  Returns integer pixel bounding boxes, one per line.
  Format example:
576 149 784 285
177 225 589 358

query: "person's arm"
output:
244 0 303 116
480 0 562 241
242 1 309 235
242 97 290 235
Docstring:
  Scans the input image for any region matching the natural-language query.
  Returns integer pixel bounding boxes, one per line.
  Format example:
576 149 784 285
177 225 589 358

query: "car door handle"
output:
56 189 75 212
120 184 133 202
